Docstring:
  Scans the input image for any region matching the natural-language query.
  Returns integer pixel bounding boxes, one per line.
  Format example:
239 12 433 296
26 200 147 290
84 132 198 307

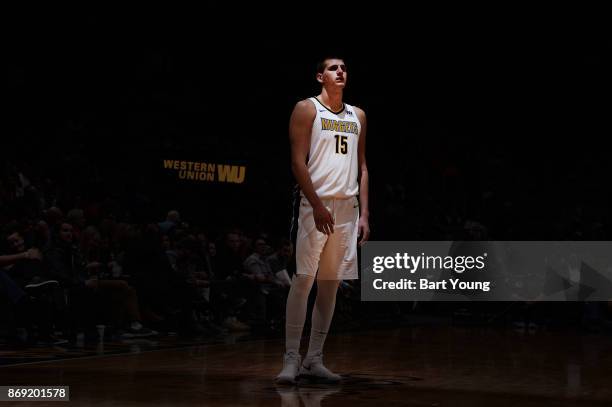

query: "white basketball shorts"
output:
295 196 359 280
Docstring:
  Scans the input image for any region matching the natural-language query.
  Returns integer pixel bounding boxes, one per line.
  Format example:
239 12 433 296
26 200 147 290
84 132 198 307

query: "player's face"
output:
318 59 347 88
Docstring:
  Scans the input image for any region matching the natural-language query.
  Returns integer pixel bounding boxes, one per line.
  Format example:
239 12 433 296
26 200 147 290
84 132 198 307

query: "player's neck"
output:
318 89 343 112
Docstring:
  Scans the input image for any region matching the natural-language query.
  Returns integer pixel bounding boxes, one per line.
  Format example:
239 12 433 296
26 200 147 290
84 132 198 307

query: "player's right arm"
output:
289 100 335 234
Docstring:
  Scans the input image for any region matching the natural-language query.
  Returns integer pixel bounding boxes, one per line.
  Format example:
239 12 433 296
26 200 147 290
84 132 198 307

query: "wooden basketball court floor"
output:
1 326 610 406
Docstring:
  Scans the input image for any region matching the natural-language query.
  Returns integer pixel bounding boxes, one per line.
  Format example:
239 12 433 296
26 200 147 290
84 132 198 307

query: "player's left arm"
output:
355 106 370 246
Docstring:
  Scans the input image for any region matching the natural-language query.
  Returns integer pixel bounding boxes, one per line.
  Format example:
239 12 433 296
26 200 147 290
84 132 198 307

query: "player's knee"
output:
291 274 315 293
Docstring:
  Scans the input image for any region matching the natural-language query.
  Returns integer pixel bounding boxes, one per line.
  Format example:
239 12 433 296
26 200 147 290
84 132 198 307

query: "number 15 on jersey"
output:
334 135 348 155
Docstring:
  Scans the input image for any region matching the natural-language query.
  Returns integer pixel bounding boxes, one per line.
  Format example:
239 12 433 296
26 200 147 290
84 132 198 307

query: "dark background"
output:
5 8 611 241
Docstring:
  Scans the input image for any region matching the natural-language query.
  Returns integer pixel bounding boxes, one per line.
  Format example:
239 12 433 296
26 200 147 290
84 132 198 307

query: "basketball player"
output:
275 57 370 384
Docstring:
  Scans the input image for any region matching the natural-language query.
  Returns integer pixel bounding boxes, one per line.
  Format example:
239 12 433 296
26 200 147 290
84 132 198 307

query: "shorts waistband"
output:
300 195 356 202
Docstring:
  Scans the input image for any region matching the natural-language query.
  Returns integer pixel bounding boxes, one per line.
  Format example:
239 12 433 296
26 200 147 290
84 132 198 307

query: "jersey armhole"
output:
305 98 319 124
351 105 363 132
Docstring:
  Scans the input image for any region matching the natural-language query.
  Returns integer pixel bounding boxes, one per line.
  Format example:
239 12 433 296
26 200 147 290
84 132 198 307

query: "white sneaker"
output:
299 352 342 383
275 351 301 384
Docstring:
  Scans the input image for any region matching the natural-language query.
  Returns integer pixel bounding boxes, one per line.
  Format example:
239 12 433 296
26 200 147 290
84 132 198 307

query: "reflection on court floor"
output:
1 327 610 406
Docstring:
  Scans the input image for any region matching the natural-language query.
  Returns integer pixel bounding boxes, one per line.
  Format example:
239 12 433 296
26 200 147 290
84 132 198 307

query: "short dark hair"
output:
316 56 345 73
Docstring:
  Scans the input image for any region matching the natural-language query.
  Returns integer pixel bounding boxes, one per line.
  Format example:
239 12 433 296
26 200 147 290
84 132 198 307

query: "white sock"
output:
306 280 340 360
285 274 315 354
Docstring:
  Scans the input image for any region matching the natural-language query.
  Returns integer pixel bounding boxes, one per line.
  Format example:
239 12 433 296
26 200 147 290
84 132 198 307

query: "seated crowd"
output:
0 205 307 345
2 158 609 347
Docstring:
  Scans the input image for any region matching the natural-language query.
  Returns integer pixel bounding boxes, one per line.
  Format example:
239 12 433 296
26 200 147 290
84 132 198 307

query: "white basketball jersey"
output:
305 97 361 199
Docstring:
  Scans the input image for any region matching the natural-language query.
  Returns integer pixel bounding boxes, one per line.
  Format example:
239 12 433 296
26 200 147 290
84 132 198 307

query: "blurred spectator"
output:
66 209 86 242
2 226 48 288
45 222 157 338
243 236 288 329
266 238 293 288
158 210 180 235
42 207 64 231
1 226 64 345
124 225 211 335
215 230 246 280
211 230 250 331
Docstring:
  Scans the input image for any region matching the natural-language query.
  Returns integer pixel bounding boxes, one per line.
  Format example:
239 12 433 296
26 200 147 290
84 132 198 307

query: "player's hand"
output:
313 203 334 235
358 216 370 246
